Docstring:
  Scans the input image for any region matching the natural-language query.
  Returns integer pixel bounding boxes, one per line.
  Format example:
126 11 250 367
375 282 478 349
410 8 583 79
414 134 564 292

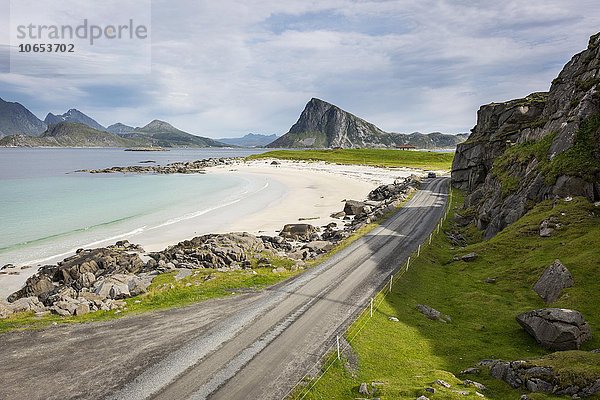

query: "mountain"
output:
0 97 46 137
44 109 106 131
106 123 135 135
121 120 228 148
451 32 600 238
217 133 279 147
267 98 465 149
0 122 143 147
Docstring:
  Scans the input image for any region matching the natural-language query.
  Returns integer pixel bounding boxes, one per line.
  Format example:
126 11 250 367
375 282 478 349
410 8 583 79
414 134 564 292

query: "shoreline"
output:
0 159 428 299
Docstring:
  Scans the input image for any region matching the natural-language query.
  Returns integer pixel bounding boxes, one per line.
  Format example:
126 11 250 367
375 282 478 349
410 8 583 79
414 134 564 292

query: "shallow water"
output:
0 147 268 266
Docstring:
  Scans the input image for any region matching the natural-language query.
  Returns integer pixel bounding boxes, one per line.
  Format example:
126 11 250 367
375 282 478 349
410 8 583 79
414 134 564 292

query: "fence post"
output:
417 244 421 257
429 232 433 244
336 335 340 360
370 297 373 317
389 275 393 292
407 256 411 271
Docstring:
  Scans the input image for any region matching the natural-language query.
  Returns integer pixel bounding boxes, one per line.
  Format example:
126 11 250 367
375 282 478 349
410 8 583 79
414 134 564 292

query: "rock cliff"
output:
452 32 600 238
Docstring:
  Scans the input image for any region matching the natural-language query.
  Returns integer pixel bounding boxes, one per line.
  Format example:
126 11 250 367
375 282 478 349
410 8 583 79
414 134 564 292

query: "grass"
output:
295 192 600 399
247 148 454 170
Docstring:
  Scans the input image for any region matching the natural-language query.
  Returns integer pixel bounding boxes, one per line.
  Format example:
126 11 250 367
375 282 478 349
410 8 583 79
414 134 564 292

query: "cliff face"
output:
452 33 600 238
268 98 465 149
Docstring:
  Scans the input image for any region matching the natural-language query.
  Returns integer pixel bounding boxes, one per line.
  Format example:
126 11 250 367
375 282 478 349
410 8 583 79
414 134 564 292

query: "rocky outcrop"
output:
533 259 574 303
79 158 237 174
451 33 600 237
416 304 452 323
483 356 600 397
268 98 466 149
516 308 592 350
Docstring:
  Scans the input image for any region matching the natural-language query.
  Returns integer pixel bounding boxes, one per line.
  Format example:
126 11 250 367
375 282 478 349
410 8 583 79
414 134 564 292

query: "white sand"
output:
0 160 424 299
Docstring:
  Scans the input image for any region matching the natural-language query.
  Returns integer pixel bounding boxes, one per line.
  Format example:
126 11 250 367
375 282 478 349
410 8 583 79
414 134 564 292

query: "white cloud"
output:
0 0 599 136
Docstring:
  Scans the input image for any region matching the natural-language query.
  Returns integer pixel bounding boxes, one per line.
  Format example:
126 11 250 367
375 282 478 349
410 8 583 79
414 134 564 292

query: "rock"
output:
7 274 54 302
279 224 318 242
344 200 367 217
464 380 486 391
359 382 370 395
461 252 478 262
484 278 496 284
7 297 47 314
490 361 522 388
302 241 334 254
532 259 573 303
516 308 592 350
451 33 600 239
581 379 600 396
539 217 559 237
416 396 430 400
94 274 132 299
525 378 554 393
389 316 399 322
0 302 11 319
433 379 451 388
74 303 90 316
78 271 96 288
416 304 452 323
272 267 287 273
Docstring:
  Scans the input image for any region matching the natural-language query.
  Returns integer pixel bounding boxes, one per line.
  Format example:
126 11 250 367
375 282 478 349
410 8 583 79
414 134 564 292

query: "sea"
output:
0 147 270 268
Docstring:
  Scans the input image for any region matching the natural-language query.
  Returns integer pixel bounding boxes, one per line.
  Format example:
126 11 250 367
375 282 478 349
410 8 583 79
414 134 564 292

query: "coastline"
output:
0 159 425 299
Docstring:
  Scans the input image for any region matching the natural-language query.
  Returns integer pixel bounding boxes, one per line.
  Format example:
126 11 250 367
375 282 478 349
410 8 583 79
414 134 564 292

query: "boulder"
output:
7 297 47 314
461 252 478 262
516 308 592 350
358 382 370 395
302 241 334 254
344 200 367 217
94 274 132 299
539 218 559 237
532 259 574 303
279 224 318 241
7 274 54 302
416 304 452 323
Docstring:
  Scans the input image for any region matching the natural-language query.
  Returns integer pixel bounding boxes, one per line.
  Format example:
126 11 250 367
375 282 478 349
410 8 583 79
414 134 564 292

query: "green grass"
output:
297 192 600 399
247 149 454 170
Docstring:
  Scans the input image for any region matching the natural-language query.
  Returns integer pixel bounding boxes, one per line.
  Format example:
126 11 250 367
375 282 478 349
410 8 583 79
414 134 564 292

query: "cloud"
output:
0 0 599 136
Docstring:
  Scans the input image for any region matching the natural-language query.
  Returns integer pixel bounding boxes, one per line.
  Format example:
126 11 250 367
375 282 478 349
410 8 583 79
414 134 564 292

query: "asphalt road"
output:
118 177 449 400
0 177 448 400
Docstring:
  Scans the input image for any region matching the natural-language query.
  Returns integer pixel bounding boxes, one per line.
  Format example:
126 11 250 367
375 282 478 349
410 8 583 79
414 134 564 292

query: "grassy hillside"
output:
297 194 600 399
248 149 454 170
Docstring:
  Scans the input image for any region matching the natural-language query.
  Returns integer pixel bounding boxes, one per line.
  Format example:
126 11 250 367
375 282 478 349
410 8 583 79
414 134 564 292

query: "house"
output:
395 144 417 150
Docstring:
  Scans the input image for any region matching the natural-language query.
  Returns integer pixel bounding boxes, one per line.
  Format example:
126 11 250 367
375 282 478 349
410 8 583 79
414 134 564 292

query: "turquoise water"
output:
0 148 268 266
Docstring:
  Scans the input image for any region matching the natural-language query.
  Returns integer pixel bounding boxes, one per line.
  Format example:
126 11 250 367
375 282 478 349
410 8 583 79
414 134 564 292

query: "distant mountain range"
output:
217 133 279 147
0 99 229 148
267 98 466 149
44 109 106 132
0 96 465 149
0 97 47 138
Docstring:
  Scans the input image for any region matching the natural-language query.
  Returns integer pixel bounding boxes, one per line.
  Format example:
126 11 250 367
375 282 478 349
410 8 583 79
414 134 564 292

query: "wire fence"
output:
283 183 454 400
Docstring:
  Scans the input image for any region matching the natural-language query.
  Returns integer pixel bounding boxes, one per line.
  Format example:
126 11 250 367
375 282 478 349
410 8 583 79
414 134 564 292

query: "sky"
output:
0 0 599 138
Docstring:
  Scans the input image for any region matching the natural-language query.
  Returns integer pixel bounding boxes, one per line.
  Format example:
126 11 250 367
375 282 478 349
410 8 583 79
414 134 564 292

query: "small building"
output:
395 144 417 150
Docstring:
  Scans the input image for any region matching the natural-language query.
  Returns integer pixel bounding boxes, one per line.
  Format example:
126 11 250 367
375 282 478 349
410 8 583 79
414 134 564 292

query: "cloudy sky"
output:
0 0 599 138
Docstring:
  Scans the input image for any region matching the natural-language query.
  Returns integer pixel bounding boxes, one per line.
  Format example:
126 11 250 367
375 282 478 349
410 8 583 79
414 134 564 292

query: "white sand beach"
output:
0 160 424 299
